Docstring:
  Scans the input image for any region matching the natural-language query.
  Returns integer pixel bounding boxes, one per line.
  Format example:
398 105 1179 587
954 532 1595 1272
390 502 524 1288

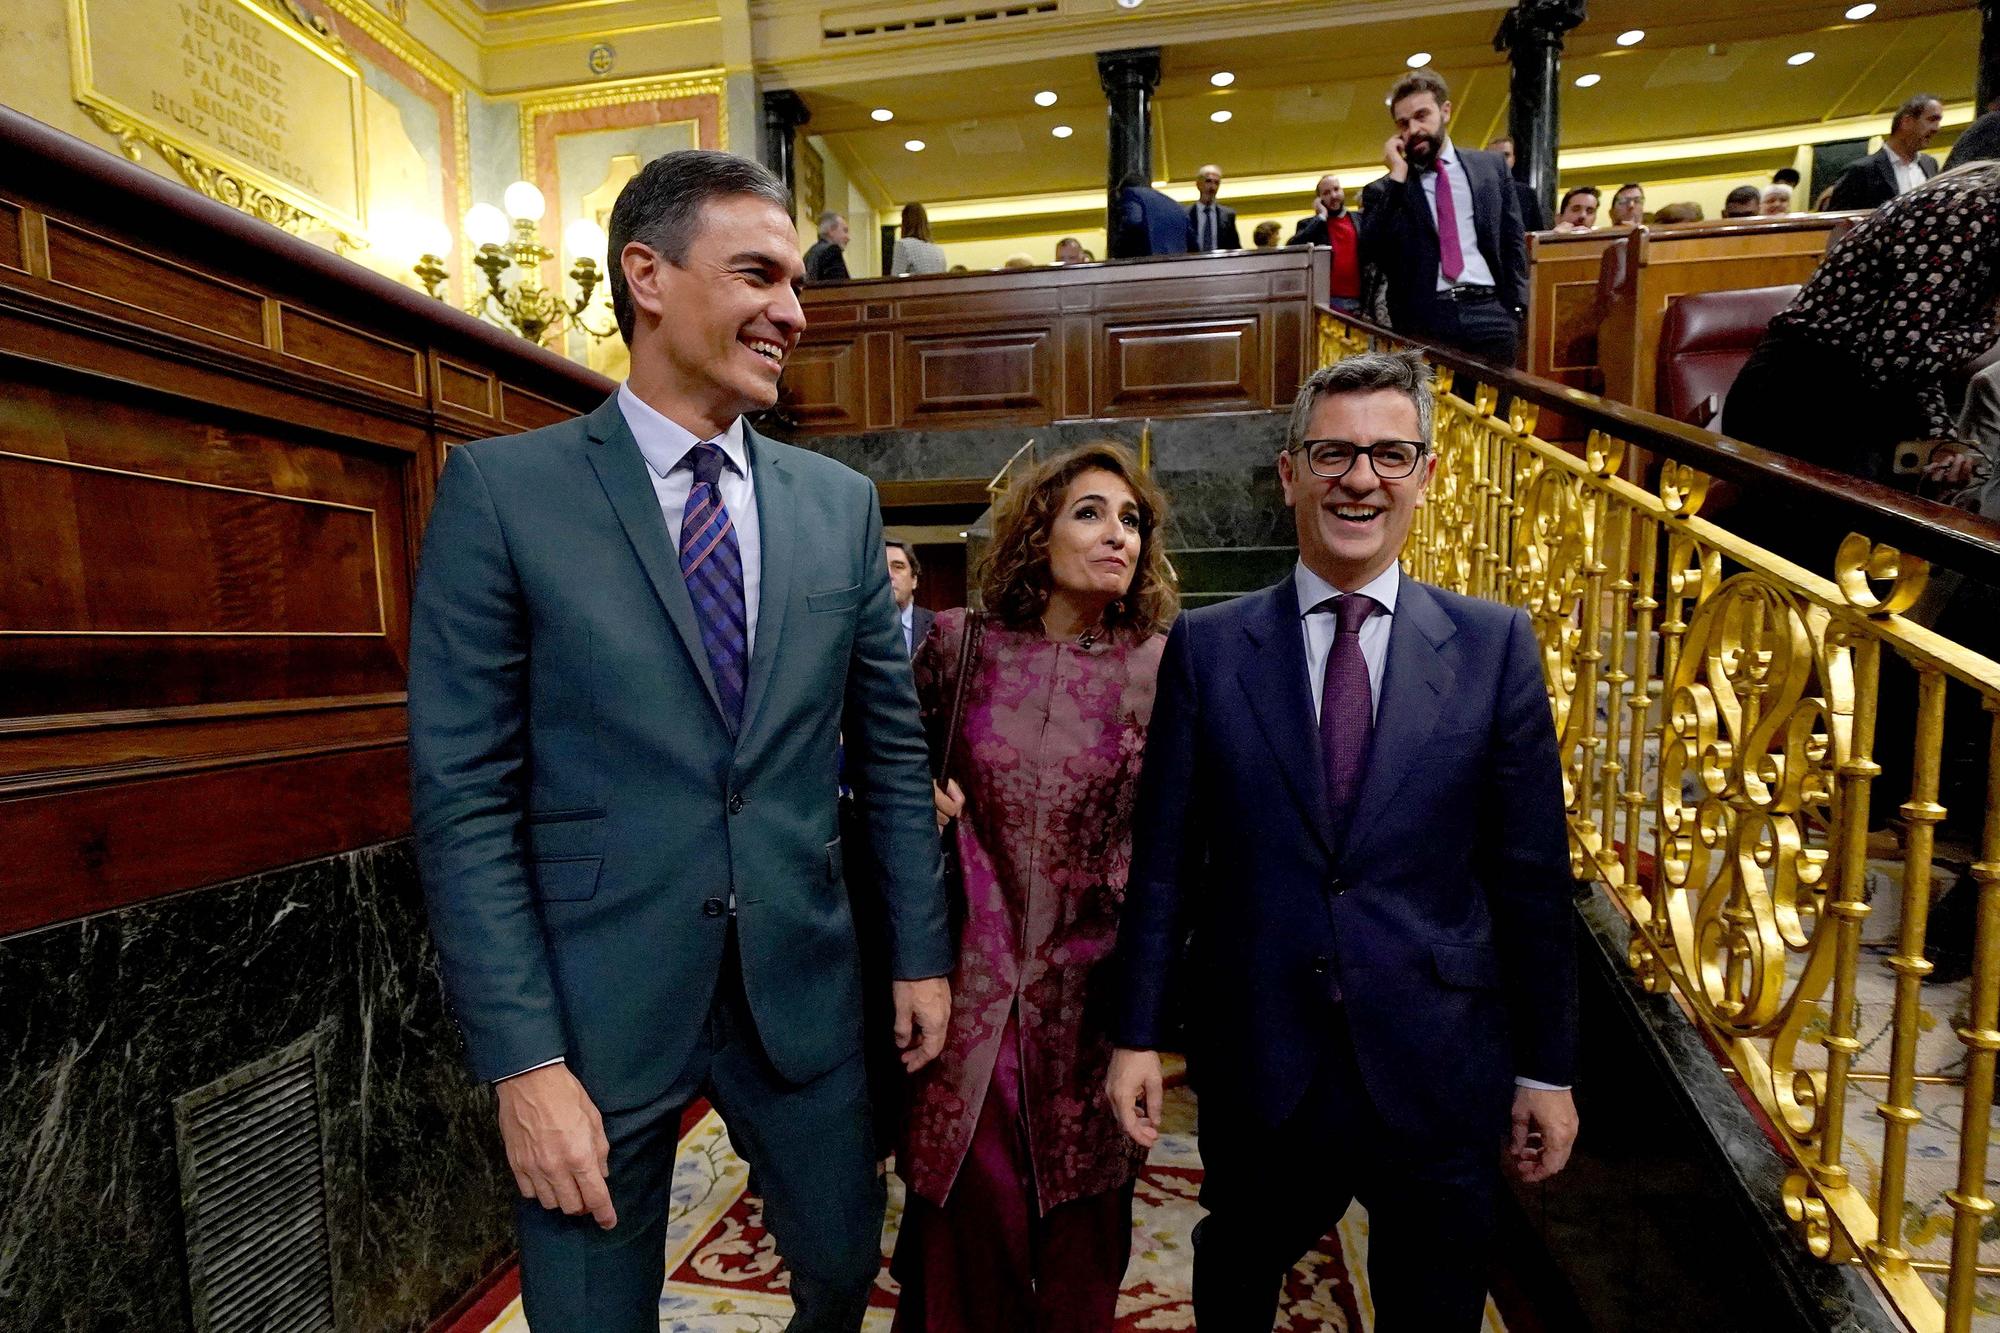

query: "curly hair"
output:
978 442 1178 638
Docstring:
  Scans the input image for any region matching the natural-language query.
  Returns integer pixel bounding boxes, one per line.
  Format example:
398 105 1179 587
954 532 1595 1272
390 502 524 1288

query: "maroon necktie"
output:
1434 155 1466 283
1318 593 1379 835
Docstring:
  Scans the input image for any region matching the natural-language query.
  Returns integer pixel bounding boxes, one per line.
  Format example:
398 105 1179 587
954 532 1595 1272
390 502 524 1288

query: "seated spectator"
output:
1252 220 1282 248
1002 253 1035 269
1721 186 1762 217
1761 184 1794 215
1287 173 1362 312
1555 185 1600 230
892 203 948 275
1055 236 1086 264
1109 171 1194 258
1081 249 1097 262
1827 94 1944 210
804 210 850 282
1608 183 1645 226
1773 166 1802 191
1654 201 1703 223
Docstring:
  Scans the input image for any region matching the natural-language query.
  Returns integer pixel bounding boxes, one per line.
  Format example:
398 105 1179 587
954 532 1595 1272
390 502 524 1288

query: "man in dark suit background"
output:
1946 99 2000 169
1362 70 1529 366
885 538 935 658
1827 94 1944 210
1484 135 1549 233
1188 163 1242 252
409 150 954 1333
803 210 851 282
1288 174 1364 312
1107 349 1578 1331
1110 170 1194 258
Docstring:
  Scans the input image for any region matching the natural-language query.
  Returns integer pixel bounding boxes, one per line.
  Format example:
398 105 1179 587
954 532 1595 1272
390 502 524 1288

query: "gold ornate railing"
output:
1317 311 2000 1332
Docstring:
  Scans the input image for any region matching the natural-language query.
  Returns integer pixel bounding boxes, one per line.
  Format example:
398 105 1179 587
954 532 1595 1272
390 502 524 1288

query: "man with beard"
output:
1288 173 1363 311
1361 70 1529 366
1608 183 1645 227
1827 94 1945 211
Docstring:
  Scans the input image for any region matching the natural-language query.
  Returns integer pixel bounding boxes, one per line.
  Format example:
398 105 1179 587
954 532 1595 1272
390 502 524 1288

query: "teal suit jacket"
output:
409 393 950 1113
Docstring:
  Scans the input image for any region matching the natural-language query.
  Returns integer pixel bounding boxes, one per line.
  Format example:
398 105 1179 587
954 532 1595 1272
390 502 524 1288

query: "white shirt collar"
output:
1887 142 1916 167
899 601 914 628
616 381 749 480
1295 559 1401 620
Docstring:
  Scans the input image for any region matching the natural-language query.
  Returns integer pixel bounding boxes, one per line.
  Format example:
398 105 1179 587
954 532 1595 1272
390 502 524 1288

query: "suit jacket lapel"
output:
1236 579 1337 859
1879 148 1900 197
582 393 729 725
736 426 795 747
1341 577 1456 866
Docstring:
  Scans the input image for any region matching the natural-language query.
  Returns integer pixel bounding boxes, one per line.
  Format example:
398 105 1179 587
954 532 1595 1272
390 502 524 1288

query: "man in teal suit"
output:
409 150 953 1332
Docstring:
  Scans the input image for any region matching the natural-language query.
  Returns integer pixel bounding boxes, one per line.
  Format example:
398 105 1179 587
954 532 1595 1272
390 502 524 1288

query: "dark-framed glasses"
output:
1291 438 1429 480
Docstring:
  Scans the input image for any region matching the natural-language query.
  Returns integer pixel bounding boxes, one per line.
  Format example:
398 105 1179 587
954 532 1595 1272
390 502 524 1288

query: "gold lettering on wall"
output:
68 0 368 234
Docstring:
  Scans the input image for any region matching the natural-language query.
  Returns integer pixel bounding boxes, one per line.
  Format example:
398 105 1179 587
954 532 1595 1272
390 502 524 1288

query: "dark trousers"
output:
1191 1009 1499 1333
517 935 884 1333
1401 294 1520 369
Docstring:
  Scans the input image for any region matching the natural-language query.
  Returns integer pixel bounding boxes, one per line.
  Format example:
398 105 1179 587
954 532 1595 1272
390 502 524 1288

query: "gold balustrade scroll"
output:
1317 311 2000 1333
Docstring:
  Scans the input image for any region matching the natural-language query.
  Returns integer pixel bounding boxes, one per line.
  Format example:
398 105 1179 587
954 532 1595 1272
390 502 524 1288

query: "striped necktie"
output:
679 440 746 731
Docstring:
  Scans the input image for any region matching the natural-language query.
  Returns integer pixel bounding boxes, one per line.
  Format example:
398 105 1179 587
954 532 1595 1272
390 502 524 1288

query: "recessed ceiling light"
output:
904 138 926 151
1844 2 1876 16
1114 0 1142 8
1405 52 1432 68
1616 29 1645 46
1051 124 1073 138
1210 71 1235 87
1210 109 1232 123
1574 73 1601 87
1034 90 1057 107
870 108 893 122
1787 50 1816 65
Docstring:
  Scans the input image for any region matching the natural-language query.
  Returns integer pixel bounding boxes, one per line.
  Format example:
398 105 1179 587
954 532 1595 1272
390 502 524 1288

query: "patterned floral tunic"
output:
901 609 1164 1212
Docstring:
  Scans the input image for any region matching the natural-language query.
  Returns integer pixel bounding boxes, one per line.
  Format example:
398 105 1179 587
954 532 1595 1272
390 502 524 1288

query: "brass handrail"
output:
1317 310 2000 1333
988 437 1037 499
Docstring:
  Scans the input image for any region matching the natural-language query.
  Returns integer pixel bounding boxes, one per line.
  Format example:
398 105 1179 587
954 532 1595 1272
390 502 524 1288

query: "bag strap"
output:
936 610 984 781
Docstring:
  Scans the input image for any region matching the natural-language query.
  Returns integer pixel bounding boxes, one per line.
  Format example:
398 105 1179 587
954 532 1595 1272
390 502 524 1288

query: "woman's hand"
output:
932 779 965 830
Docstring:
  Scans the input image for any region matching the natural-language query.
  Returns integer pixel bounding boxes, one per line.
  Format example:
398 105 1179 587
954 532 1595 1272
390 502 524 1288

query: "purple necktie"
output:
1434 156 1465 283
1318 593 1379 835
680 441 746 731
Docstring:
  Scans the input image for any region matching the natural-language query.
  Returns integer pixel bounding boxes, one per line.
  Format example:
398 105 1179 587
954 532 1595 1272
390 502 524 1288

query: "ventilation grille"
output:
175 1032 336 1333
824 1 1057 43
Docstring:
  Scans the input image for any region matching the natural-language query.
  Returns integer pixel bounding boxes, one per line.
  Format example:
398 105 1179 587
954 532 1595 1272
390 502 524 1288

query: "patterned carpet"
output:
477 1056 1508 1332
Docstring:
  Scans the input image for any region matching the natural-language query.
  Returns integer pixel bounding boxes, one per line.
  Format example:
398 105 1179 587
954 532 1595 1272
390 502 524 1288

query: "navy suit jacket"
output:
1111 185 1195 259
409 394 951 1113
1359 148 1530 330
1113 573 1577 1143
1186 201 1242 251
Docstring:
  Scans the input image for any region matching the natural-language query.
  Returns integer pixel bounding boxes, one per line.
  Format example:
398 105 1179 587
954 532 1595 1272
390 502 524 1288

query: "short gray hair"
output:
1286 350 1436 453
1892 93 1942 132
817 210 845 239
606 150 792 344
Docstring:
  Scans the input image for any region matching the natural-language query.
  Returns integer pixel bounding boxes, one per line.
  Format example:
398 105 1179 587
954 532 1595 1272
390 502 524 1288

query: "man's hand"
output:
1920 440 1980 488
496 1063 617 1229
1105 1048 1166 1149
893 976 952 1071
932 779 964 831
1505 1086 1578 1184
1383 133 1410 183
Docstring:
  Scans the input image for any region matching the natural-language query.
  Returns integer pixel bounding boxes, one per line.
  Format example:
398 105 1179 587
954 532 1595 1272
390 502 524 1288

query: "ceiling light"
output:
1210 71 1235 87
1114 0 1142 8
904 138 926 151
1616 29 1645 46
1210 109 1232 123
1574 73 1601 87
1405 52 1431 68
1051 124 1073 138
1787 50 1816 65
1844 2 1876 16
871 108 893 122
1034 90 1058 106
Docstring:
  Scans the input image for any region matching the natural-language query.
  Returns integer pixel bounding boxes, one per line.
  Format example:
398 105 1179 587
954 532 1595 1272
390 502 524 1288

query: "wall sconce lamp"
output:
413 180 615 345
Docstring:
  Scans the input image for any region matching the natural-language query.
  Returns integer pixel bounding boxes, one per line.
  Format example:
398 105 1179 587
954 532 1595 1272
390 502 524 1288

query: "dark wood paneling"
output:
502 383 579 431
437 359 495 416
0 200 22 273
900 328 1052 422
279 306 423 396
1102 317 1259 412
45 218 266 345
780 337 864 428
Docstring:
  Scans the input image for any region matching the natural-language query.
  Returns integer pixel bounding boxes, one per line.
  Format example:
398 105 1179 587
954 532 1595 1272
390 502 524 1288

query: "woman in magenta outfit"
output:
892 443 1179 1333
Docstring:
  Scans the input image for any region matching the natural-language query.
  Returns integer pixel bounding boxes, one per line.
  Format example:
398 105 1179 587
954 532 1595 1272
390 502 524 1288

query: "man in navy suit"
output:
1188 163 1242 252
1107 350 1578 1330
1110 170 1194 259
409 150 953 1333
1360 70 1529 366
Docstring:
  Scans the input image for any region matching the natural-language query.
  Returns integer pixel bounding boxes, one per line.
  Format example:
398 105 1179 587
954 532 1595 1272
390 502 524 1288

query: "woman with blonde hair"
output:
892 201 948 275
893 442 1178 1332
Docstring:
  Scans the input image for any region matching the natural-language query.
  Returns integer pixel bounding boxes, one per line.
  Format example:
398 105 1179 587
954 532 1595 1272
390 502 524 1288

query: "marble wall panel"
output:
0 843 511 1333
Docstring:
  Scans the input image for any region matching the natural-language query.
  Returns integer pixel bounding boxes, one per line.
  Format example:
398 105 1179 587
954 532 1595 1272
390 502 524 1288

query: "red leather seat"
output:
1656 285 1799 431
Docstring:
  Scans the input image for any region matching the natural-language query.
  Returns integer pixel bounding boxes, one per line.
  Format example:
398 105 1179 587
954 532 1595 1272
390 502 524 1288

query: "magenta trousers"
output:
891 1010 1135 1333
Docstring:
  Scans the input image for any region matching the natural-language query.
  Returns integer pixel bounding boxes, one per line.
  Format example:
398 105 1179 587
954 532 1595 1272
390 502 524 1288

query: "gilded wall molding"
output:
514 70 727 183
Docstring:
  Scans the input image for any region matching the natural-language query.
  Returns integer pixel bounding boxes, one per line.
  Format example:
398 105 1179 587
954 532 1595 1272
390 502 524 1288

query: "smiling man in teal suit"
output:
409 150 954 1333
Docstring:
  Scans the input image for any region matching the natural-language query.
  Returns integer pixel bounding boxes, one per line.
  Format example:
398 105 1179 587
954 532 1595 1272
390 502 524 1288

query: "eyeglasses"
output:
1290 439 1429 480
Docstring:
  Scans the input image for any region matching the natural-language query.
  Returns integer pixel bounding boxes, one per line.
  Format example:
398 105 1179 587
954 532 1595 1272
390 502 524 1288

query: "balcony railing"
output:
1316 310 2000 1333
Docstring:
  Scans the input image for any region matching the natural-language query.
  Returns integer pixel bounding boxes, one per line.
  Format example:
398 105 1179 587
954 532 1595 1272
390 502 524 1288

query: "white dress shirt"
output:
1294 559 1567 1093
1888 145 1928 195
1417 140 1499 293
617 381 762 658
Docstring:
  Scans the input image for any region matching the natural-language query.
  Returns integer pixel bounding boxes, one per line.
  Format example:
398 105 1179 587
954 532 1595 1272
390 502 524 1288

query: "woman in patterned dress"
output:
892 443 1179 1333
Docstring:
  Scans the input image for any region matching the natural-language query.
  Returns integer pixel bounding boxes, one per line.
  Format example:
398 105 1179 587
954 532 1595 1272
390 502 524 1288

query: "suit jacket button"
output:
702 897 726 918
1328 877 1346 896
1312 956 1330 975
728 792 745 815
